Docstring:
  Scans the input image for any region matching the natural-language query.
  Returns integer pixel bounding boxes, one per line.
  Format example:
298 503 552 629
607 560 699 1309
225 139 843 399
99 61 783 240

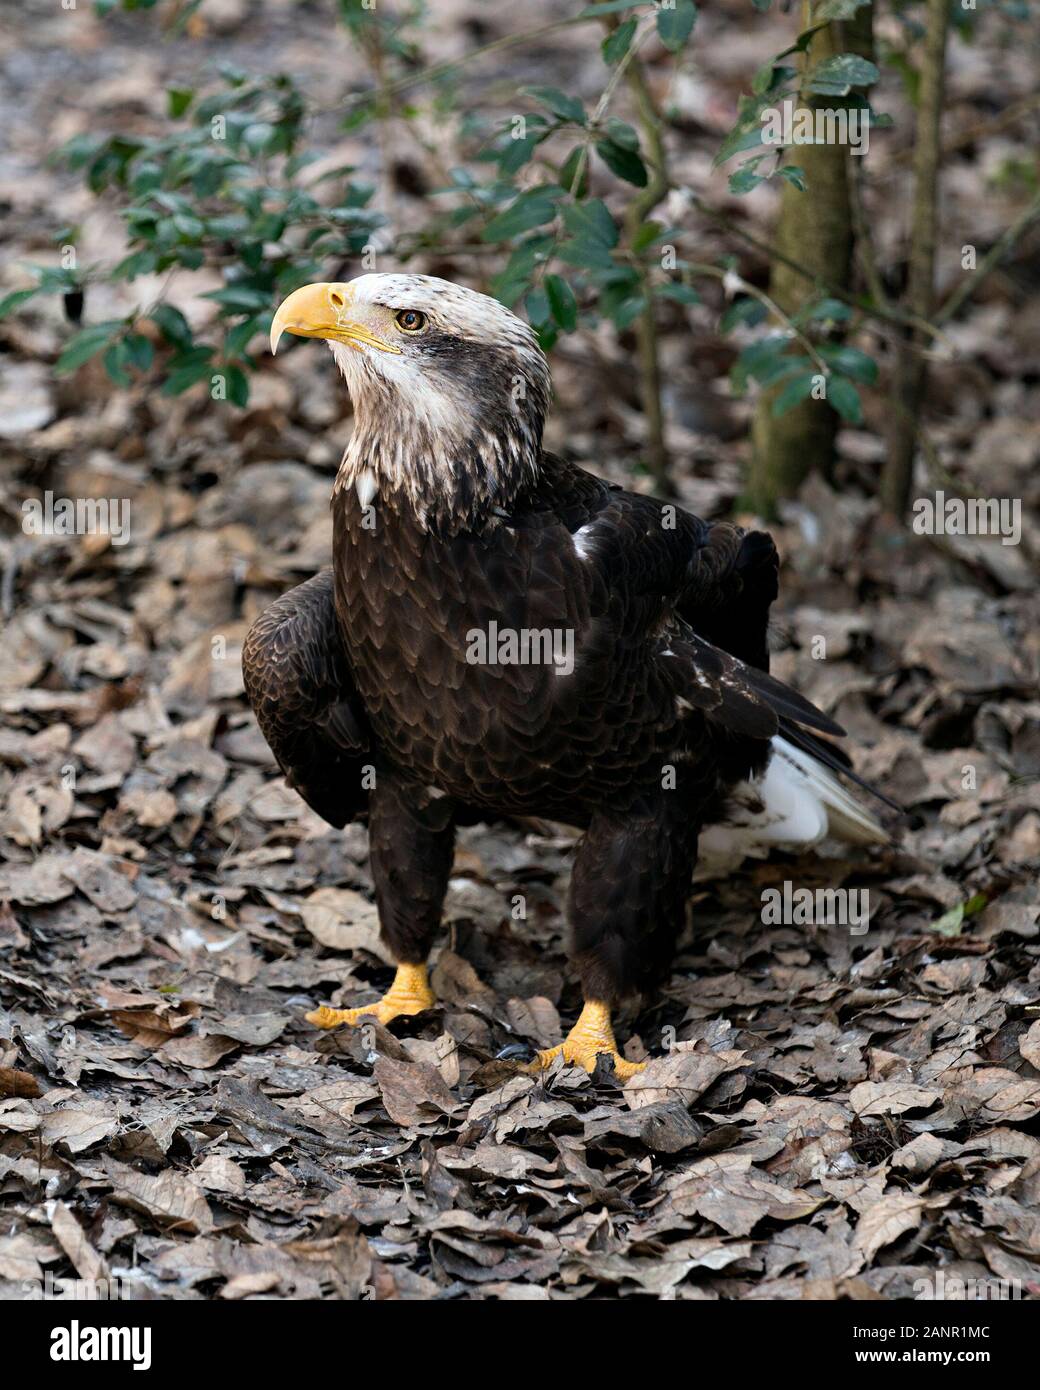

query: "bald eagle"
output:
243 273 889 1078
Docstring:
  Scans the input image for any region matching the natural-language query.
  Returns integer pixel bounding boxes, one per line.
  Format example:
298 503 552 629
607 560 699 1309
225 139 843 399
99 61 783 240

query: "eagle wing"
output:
526 457 843 746
678 522 778 672
242 568 370 828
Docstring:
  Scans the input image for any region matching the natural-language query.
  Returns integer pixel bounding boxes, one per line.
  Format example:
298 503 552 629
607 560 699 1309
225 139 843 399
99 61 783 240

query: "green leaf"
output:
806 53 880 97
776 164 806 191
534 321 560 353
771 370 818 417
655 282 699 306
162 350 214 396
37 264 80 293
561 198 619 249
167 87 194 119
604 290 645 331
719 297 767 333
752 61 796 97
595 138 648 187
602 18 637 65
732 333 795 390
150 303 193 349
605 117 640 150
113 248 160 281
579 1 644 14
826 375 862 423
172 211 205 240
756 355 809 389
656 0 697 52
55 321 124 374
559 147 589 198
499 132 542 176
481 187 560 242
224 315 265 359
526 86 586 126
0 287 39 319
525 286 551 327
631 219 667 252
242 121 277 155
545 274 578 331
729 159 765 195
223 364 250 407
819 343 878 384
714 108 769 167
557 237 615 272
204 285 273 313
800 296 851 325
103 339 132 387
490 236 554 304
123 332 154 372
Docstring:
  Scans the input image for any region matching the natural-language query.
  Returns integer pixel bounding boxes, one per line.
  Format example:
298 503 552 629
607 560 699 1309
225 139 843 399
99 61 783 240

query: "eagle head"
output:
270 274 552 528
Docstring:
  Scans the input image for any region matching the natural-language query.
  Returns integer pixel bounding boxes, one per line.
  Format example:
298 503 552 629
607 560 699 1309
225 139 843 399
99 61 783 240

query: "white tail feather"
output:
695 735 887 879
771 737 887 846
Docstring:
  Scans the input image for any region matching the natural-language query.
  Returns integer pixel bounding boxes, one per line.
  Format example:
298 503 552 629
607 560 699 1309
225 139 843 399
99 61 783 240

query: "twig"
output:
888 90 1040 167
567 17 656 202
683 261 829 378
847 156 892 321
688 193 948 347
317 15 607 116
623 47 674 494
935 189 1040 327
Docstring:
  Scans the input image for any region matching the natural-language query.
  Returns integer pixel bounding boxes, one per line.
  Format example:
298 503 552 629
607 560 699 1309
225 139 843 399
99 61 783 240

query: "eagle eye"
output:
394 309 428 333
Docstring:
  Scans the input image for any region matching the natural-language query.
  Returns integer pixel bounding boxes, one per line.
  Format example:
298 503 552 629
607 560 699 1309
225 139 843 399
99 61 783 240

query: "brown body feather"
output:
245 272 882 1011
245 453 841 1001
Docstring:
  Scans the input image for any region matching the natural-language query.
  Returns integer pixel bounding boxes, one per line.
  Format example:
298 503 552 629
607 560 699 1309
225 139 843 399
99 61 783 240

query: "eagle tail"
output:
768 735 889 847
696 735 890 879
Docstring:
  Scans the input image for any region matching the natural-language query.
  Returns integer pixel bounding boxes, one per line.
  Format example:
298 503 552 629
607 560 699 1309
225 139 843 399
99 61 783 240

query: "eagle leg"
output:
308 775 454 1032
306 962 435 1029
533 805 697 1077
526 1000 645 1079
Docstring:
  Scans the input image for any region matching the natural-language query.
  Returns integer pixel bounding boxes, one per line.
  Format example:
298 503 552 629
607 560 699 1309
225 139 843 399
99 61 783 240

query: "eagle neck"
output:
334 411 542 535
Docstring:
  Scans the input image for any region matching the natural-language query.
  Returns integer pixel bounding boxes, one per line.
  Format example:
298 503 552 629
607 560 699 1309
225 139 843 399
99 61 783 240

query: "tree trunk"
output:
748 3 873 517
881 0 950 518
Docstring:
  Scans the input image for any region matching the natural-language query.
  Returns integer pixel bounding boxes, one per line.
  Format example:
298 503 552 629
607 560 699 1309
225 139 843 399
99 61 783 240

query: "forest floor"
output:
1 0 1038 1300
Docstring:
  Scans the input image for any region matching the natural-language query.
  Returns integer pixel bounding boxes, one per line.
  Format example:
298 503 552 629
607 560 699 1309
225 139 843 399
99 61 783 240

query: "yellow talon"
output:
306 962 434 1030
525 1000 646 1080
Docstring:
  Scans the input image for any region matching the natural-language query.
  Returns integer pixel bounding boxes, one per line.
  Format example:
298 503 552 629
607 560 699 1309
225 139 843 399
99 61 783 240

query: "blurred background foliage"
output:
3 0 1034 513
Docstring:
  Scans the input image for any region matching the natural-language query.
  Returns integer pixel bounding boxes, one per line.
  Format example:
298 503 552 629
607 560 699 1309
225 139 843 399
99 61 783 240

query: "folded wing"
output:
242 568 370 829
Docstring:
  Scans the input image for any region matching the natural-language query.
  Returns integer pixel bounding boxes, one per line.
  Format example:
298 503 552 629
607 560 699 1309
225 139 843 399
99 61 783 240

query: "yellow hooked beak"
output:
269 282 401 356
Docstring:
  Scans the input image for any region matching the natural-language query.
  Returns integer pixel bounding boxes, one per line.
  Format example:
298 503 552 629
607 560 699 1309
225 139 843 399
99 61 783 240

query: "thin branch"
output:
317 14 610 116
888 90 1040 167
624 55 670 228
847 156 892 320
688 193 949 347
935 189 1040 327
622 46 675 494
574 18 656 194
683 261 829 377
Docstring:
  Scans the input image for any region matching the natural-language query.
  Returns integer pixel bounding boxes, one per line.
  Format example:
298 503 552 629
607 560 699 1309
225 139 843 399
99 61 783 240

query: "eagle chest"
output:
332 496 562 789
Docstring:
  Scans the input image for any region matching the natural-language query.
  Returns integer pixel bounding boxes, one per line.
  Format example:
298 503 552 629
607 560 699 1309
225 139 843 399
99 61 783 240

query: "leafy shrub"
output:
6 0 882 425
